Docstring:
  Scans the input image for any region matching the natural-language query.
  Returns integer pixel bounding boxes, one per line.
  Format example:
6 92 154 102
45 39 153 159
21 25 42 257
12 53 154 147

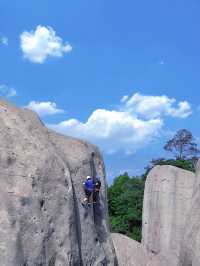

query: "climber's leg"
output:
88 191 93 203
83 189 92 203
82 190 94 207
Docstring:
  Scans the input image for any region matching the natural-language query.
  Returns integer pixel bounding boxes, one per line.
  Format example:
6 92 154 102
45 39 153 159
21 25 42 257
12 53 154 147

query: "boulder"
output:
179 159 200 266
146 251 179 266
0 99 117 265
112 233 149 266
142 165 195 257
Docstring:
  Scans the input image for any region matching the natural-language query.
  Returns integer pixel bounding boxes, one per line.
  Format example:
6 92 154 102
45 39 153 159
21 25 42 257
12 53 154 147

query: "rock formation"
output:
0 99 117 266
3 98 200 266
146 251 179 266
179 159 200 266
112 233 150 266
112 162 200 266
142 165 195 259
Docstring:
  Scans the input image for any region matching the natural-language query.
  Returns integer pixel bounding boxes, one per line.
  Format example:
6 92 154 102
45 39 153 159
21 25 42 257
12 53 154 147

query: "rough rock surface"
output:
179 159 200 266
146 251 179 266
142 165 195 257
0 99 117 266
112 233 149 266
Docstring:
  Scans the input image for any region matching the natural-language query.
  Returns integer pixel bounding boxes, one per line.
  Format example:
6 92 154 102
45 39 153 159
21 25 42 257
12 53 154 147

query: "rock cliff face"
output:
179 160 200 266
142 165 195 257
0 99 117 266
146 251 179 266
112 233 150 266
4 98 200 266
113 162 200 266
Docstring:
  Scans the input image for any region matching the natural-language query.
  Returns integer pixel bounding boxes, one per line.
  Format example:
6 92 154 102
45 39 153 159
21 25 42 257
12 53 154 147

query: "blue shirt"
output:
84 179 94 191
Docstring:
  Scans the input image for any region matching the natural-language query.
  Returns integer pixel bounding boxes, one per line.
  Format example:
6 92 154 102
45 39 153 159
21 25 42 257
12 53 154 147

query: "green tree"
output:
108 173 144 242
164 129 200 160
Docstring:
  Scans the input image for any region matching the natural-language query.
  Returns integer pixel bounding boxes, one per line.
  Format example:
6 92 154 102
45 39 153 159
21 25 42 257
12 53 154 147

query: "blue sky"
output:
1 0 200 183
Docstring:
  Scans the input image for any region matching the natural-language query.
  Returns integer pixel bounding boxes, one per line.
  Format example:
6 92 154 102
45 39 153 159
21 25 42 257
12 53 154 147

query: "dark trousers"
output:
93 189 100 202
85 189 93 202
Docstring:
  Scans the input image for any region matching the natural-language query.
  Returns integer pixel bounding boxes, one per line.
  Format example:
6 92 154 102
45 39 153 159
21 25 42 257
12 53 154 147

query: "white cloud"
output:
168 101 192 118
47 93 192 154
120 95 129 103
48 109 163 154
26 101 64 116
1 37 8 46
122 92 192 119
20 25 72 63
0 84 17 98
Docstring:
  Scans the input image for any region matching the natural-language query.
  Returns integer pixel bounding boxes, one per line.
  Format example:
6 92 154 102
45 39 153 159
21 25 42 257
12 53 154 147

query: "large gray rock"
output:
142 165 195 258
179 159 200 266
146 251 179 266
112 233 150 266
0 99 117 265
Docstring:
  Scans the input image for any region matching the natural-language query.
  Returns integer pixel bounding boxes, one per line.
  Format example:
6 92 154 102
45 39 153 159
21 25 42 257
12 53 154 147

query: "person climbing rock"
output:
83 176 94 205
93 176 101 203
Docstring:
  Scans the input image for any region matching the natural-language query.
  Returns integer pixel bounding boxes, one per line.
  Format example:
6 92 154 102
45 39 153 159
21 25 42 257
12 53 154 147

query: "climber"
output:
82 176 94 204
93 176 101 203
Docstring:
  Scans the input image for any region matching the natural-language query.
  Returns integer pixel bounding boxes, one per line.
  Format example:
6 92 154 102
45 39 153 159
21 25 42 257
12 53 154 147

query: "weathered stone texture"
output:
142 165 195 257
112 233 149 266
0 99 116 266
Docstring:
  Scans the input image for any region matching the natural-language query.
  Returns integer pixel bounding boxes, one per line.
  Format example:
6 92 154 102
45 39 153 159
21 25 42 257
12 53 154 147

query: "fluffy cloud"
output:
20 25 72 63
0 84 17 98
0 37 8 46
120 95 129 103
167 101 192 118
122 93 192 119
26 101 64 116
49 109 163 154
47 93 192 154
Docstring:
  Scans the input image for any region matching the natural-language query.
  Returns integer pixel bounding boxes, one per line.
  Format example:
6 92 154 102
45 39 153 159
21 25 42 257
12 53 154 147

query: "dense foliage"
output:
108 173 144 242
